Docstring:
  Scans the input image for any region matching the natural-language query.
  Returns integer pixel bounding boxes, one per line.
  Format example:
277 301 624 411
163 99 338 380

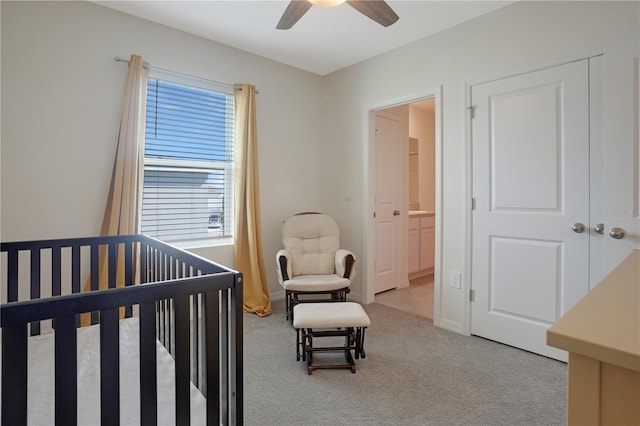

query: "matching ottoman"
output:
293 302 370 374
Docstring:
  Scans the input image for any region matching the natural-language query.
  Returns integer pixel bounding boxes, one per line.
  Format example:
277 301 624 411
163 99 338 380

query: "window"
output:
141 73 235 242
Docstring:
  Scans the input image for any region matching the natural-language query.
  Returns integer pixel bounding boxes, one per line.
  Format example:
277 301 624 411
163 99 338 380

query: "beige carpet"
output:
243 301 566 425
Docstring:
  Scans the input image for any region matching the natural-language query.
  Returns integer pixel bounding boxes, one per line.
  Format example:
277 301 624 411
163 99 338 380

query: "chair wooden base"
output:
285 288 350 322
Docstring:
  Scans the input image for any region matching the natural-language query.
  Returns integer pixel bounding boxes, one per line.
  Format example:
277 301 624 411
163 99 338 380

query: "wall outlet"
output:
450 270 462 289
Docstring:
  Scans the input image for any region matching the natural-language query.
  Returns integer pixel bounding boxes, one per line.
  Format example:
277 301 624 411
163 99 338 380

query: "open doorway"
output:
365 91 441 323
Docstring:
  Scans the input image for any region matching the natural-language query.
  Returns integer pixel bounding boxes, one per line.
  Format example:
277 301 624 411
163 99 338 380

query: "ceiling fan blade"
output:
276 0 313 30
346 0 399 27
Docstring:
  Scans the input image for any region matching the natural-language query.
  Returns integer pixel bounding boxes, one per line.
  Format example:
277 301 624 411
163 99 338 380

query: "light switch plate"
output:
450 270 462 289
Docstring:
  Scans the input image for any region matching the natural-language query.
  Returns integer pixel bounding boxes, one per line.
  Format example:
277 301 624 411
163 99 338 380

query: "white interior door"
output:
374 113 401 294
602 36 640 272
471 59 591 361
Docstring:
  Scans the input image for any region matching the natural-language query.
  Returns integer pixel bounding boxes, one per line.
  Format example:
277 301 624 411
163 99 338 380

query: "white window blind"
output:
141 75 235 242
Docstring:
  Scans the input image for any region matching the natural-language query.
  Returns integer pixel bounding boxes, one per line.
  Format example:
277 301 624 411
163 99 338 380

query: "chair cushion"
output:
282 213 340 276
282 274 350 292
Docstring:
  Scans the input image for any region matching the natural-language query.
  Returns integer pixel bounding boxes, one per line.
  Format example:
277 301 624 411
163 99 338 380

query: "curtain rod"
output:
114 56 257 93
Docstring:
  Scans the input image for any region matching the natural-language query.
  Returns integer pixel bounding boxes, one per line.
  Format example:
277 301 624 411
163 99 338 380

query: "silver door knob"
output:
593 223 604 234
393 210 400 216
572 223 586 233
609 227 625 239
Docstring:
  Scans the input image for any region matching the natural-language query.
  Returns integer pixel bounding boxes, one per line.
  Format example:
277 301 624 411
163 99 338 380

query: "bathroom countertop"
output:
408 211 434 217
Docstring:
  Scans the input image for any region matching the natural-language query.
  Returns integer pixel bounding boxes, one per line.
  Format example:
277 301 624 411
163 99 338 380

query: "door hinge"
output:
469 289 475 302
471 198 476 210
467 105 475 119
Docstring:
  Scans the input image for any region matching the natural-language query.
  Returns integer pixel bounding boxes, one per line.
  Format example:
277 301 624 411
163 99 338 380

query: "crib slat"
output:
30 249 41 336
100 308 120 425
91 243 99 324
174 294 191 426
220 291 233 424
232 274 244 424
160 299 167 350
72 245 81 328
55 314 77 426
167 299 173 354
205 291 220 426
7 249 18 302
108 243 117 289
150 244 155 281
72 245 81 294
52 246 62 296
220 289 230 425
140 242 148 284
124 242 133 317
191 294 199 387
139 301 158 425
2 324 28 426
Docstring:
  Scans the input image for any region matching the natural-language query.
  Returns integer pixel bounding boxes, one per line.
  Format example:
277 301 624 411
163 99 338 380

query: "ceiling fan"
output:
276 0 399 30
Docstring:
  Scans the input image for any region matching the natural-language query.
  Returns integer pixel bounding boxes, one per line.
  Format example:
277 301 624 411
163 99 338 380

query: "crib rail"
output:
0 234 243 426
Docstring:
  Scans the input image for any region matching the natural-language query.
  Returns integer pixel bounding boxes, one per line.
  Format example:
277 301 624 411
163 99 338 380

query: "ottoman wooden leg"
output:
306 330 313 375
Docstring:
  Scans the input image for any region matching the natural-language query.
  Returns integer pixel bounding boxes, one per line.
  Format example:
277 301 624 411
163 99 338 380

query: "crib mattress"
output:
2 317 206 425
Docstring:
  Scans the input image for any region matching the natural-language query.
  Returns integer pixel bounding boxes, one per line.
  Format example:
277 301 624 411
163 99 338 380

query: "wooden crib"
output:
1 234 243 425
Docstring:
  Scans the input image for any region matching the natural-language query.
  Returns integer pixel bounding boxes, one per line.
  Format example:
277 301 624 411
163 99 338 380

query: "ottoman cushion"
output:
293 302 371 329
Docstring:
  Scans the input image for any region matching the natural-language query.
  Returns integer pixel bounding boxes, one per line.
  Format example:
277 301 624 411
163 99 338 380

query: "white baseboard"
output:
438 318 468 335
269 289 285 302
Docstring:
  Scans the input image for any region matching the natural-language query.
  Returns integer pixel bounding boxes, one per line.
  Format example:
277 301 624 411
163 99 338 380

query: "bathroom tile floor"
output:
374 274 434 319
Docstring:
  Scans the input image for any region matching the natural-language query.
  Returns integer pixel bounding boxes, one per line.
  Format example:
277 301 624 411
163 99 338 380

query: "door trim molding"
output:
362 87 443 327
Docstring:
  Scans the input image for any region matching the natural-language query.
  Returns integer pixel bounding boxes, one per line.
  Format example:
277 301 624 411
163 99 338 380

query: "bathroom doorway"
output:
373 97 437 320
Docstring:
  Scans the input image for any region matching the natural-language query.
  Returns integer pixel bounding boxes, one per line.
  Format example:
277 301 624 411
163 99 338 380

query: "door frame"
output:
465 52 606 336
363 86 443 326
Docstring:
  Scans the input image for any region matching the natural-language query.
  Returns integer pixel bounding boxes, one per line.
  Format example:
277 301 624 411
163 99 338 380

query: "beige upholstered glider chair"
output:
276 212 356 322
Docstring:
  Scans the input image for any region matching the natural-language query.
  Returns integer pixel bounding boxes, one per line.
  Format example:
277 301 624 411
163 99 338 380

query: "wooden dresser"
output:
547 250 640 425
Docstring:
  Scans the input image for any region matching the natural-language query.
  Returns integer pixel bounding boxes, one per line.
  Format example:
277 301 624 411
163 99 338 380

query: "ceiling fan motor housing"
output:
277 0 399 30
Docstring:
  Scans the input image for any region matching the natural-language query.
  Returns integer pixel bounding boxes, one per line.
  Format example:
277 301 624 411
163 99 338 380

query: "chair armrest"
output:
335 249 356 280
276 249 292 284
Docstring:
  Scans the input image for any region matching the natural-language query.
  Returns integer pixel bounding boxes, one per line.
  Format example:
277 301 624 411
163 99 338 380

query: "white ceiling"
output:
93 0 515 76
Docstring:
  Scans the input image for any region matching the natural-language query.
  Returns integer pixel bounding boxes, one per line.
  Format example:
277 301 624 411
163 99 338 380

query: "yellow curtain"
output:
81 54 148 325
234 84 272 317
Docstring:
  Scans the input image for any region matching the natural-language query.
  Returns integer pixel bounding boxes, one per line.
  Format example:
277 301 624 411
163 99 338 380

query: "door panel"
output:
471 60 590 360
490 238 561 324
375 114 400 293
491 84 563 211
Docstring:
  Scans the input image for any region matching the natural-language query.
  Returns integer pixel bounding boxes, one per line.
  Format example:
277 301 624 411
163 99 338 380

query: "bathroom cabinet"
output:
408 212 435 279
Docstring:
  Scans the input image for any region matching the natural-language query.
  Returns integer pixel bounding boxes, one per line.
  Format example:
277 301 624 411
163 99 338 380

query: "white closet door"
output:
471 59 590 361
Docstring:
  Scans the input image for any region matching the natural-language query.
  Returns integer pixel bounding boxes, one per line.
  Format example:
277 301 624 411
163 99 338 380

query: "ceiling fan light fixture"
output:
278 0 398 30
308 0 346 8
